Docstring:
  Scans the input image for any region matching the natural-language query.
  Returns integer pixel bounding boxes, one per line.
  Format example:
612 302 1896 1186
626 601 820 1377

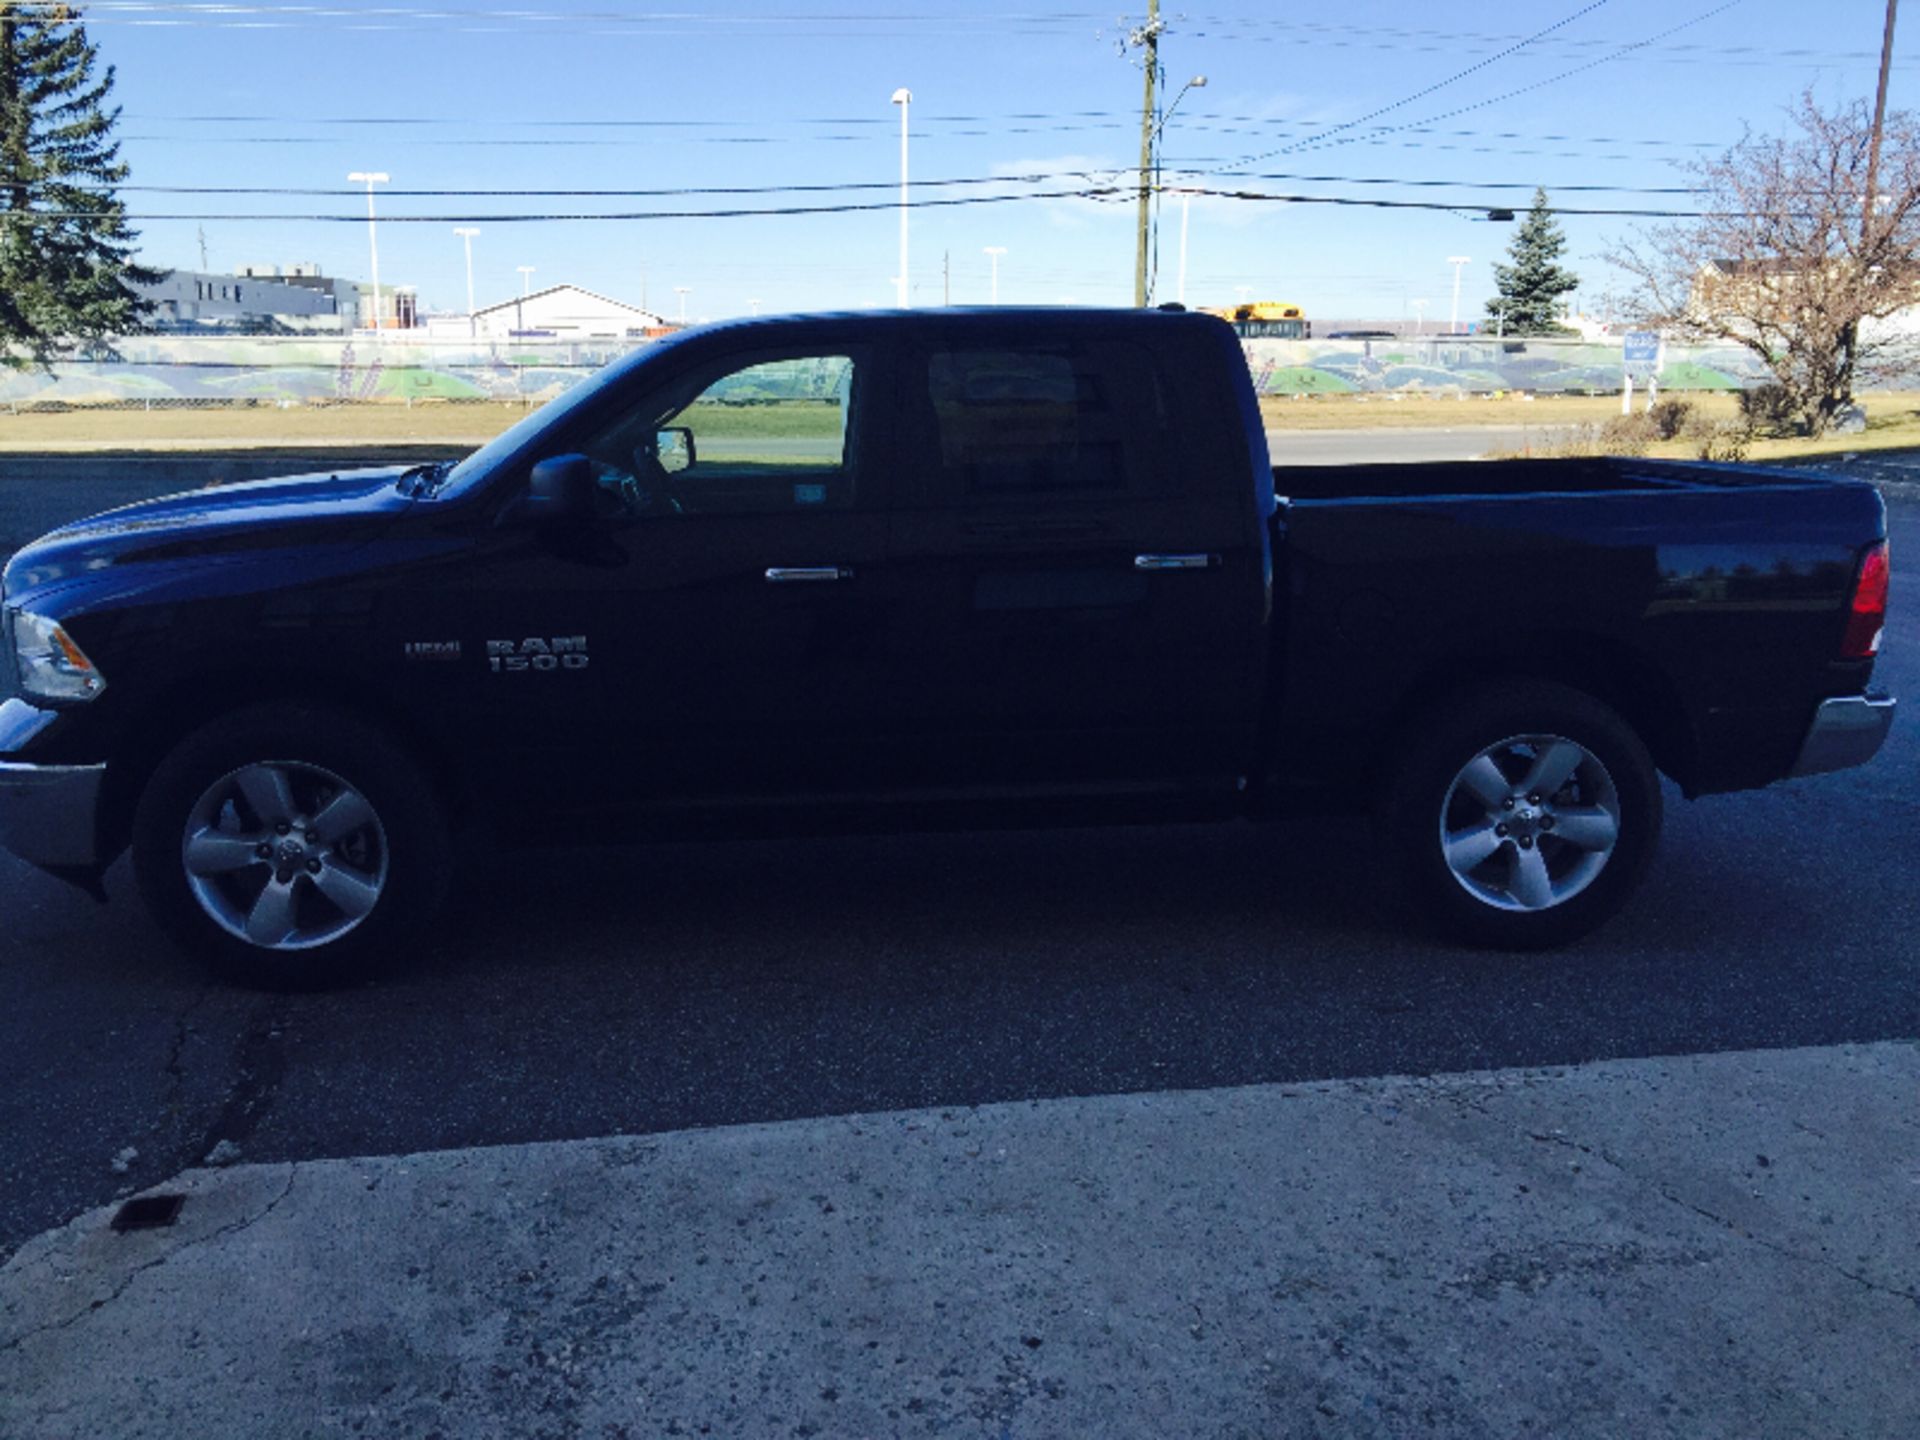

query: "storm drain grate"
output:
111 1194 185 1232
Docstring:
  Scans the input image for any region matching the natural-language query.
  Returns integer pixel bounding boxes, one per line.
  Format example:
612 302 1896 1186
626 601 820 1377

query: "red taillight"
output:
1842 542 1889 659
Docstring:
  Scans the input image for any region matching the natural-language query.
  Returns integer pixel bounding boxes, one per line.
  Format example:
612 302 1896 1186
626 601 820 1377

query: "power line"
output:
1250 2 1746 166
67 167 1706 200
92 171 1101 197
0 184 1122 224
1177 185 1778 220
1254 1 1612 161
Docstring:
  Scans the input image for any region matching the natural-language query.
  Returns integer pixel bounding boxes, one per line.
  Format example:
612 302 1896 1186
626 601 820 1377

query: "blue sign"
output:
1623 331 1662 365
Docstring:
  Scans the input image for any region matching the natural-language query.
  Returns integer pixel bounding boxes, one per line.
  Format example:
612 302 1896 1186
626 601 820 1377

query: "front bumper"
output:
0 759 108 869
1789 694 1897 779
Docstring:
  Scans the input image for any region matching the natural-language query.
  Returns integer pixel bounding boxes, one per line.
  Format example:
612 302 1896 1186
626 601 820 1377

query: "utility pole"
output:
196 225 208 272
1129 0 1162 307
984 246 1006 304
1864 0 1900 247
943 250 950 307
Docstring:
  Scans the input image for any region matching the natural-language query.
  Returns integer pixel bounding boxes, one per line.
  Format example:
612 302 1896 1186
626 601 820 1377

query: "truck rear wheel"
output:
132 705 451 990
1383 680 1661 950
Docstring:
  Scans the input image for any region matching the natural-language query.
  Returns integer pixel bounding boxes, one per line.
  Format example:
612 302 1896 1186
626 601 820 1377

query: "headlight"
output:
8 610 107 702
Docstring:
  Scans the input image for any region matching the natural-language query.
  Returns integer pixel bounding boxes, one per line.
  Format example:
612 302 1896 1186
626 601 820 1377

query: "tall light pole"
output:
1144 76 1205 307
891 88 912 309
748 297 762 316
1411 298 1429 335
675 285 691 323
347 171 388 334
1176 188 1194 305
453 227 479 324
517 265 535 297
983 246 1006 304
1446 256 1470 334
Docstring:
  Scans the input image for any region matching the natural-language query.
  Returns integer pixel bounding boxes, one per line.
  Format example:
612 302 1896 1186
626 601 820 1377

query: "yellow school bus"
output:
1202 300 1311 340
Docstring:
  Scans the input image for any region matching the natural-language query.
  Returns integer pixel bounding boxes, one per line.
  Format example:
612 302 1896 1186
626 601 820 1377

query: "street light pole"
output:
454 227 479 326
983 246 1006 304
517 265 535 297
347 171 388 335
748 297 762 316
1178 188 1193 305
891 88 912 309
1446 256 1470 334
675 285 691 323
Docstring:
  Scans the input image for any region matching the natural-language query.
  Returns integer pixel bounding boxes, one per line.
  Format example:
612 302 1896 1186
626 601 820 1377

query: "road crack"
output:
1430 1083 1920 1310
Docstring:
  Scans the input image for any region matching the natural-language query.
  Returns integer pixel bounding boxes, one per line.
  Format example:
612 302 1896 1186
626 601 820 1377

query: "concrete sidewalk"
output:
3 1043 1915 1439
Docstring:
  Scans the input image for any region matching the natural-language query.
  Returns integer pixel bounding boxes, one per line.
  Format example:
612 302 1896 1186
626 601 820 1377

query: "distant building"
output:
136 264 359 333
1688 256 1920 347
469 284 667 342
353 283 420 332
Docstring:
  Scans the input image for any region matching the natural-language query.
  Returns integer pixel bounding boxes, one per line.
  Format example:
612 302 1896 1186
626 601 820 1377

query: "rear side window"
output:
916 340 1171 501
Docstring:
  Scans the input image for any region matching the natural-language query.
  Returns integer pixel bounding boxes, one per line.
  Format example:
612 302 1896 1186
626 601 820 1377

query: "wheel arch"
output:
1377 631 1700 798
97 666 474 862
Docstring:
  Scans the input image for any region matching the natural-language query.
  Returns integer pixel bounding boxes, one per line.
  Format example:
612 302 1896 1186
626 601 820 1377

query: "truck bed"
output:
1265 455 1887 799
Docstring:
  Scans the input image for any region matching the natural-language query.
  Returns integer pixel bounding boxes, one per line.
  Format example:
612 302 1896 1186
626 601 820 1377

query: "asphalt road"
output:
1268 424 1528 465
1 459 1915 1264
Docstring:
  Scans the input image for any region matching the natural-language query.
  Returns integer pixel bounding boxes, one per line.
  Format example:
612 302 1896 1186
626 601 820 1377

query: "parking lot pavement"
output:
0 472 1915 1264
3 1041 1915 1440
0 458 1913 1420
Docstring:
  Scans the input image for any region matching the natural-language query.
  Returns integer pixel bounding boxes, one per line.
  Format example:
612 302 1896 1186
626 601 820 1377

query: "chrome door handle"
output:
765 566 852 583
1133 553 1217 571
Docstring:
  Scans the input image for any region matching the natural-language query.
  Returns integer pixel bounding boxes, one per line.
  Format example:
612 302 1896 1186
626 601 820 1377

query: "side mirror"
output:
517 453 596 524
655 426 695 476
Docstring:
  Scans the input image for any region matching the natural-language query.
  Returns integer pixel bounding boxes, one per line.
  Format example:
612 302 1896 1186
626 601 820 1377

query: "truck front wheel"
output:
132 705 452 989
1383 681 1662 950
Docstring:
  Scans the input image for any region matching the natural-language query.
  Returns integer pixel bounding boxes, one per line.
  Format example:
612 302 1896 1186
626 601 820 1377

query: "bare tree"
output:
1609 93 1920 436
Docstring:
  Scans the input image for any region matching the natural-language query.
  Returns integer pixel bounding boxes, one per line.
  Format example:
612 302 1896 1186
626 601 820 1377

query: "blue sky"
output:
83 0 1909 324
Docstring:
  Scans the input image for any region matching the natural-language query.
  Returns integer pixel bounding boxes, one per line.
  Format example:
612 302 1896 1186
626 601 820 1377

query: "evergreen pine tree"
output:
0 4 156 366
1484 188 1579 336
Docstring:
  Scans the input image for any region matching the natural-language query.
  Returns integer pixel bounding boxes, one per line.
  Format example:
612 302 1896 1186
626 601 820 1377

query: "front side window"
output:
578 353 858 518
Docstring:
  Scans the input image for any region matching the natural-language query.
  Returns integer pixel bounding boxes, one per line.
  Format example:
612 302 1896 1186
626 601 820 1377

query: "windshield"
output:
435 333 693 499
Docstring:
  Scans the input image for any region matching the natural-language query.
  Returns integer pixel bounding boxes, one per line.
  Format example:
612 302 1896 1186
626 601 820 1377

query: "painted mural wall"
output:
0 330 1903 407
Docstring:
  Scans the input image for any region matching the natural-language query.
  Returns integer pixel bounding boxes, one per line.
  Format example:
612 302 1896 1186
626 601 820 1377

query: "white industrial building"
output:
467 285 667 342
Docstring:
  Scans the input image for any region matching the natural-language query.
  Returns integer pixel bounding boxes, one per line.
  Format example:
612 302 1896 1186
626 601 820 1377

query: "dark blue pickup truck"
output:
0 309 1895 987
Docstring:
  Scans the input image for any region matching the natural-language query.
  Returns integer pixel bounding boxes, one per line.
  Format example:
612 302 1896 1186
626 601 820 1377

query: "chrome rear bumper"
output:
1789 695 1897 779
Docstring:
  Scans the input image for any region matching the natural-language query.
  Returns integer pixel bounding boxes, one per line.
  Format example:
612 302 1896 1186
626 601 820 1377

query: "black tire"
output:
1382 680 1662 950
132 704 452 990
